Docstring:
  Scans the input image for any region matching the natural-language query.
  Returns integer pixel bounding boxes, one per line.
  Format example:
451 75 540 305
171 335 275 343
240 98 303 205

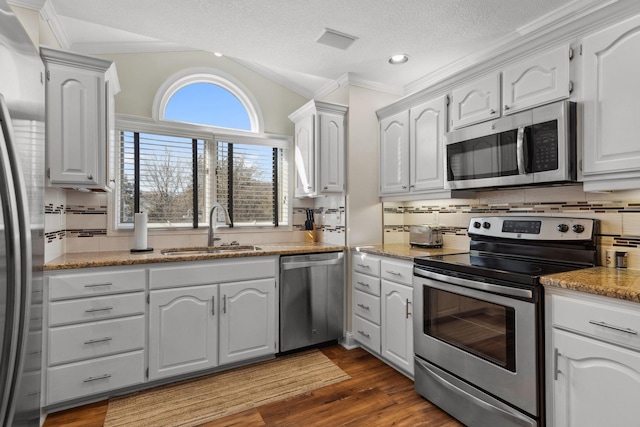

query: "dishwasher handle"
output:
281 257 343 270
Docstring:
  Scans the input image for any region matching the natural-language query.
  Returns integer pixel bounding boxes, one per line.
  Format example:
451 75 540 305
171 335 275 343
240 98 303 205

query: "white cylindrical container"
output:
134 212 148 250
605 249 616 268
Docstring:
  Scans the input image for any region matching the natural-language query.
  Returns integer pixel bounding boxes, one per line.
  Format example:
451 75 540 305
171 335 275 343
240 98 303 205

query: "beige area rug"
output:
103 349 350 427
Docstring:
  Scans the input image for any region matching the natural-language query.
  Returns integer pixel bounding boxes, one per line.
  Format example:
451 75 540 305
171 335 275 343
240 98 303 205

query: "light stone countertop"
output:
353 243 469 261
541 266 640 303
44 242 345 271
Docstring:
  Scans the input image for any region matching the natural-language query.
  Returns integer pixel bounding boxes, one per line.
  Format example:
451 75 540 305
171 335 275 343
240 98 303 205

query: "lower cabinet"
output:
352 253 414 377
148 284 218 381
546 287 640 427
219 279 277 365
45 256 279 408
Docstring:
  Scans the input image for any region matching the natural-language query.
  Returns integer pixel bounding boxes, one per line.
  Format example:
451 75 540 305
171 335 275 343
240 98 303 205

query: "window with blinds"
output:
117 129 289 229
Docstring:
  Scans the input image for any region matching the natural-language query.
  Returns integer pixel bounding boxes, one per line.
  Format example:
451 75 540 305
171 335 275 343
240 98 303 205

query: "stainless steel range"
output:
413 216 598 427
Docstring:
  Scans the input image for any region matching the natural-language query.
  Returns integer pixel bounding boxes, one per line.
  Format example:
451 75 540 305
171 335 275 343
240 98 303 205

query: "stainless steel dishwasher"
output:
279 251 344 352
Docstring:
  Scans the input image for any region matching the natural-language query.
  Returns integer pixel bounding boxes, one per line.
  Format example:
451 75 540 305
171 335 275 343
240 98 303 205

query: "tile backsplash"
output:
383 185 640 270
44 188 345 262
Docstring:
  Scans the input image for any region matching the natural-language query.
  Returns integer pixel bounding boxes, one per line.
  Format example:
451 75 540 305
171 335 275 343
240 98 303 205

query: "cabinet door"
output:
582 15 640 177
318 112 345 193
294 114 316 197
148 284 218 381
502 44 570 115
451 72 501 129
409 97 447 192
552 329 640 427
219 278 276 365
381 280 413 375
379 110 409 195
46 63 103 186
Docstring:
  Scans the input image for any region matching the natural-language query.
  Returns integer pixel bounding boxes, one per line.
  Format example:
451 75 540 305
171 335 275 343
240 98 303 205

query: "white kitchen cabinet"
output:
45 267 146 406
409 96 448 193
545 288 640 427
219 278 276 365
148 284 218 381
379 96 450 198
502 45 571 115
381 279 413 376
581 14 640 191
379 110 410 195
41 46 119 191
353 253 414 377
451 72 501 129
289 100 347 197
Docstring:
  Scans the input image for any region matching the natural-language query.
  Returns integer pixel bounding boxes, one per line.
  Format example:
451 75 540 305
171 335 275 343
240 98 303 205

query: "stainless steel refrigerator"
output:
0 0 45 425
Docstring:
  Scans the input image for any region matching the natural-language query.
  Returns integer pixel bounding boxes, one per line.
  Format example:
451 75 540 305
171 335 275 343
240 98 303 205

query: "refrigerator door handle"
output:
0 93 32 426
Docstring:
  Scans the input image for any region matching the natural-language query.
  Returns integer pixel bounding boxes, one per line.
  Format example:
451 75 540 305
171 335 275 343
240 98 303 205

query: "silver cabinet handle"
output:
356 281 370 287
84 337 112 345
406 299 411 319
357 263 370 269
84 282 112 288
357 330 370 339
223 295 227 314
385 270 402 276
211 296 215 316
553 348 561 380
85 306 113 313
83 374 111 383
357 303 370 311
588 320 638 335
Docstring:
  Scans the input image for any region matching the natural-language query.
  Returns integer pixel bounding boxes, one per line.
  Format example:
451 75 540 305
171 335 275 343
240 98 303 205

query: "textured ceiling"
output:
48 0 578 97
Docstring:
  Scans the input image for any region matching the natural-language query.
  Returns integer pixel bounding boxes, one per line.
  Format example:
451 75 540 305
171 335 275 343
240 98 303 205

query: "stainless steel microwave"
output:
445 100 576 190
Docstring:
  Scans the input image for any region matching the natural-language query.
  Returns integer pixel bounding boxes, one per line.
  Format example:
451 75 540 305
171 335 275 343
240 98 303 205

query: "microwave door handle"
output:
516 126 526 175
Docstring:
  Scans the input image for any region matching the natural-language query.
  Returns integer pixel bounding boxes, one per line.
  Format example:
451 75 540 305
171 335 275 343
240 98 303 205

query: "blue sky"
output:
164 82 251 130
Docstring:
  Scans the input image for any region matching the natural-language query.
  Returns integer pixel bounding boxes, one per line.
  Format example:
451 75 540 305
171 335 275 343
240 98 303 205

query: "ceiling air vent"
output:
316 28 358 50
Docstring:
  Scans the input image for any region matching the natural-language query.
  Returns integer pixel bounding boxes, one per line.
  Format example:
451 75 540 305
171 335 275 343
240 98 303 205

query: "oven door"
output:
413 268 538 418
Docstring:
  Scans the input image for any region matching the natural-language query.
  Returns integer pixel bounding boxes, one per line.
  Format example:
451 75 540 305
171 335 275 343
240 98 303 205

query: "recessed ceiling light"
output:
388 54 409 65
214 52 223 57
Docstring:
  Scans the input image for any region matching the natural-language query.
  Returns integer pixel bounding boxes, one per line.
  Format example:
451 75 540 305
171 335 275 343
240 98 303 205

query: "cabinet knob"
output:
402 185 407 189
489 109 496 115
323 186 328 190
87 174 93 180
410 185 415 188
504 105 510 111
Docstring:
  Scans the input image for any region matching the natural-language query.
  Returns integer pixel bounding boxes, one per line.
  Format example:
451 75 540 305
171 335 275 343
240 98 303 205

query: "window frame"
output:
110 115 292 233
152 67 264 133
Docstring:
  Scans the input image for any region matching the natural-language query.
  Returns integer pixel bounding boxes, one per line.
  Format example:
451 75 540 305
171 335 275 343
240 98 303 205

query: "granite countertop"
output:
354 243 468 261
541 266 640 303
44 242 345 271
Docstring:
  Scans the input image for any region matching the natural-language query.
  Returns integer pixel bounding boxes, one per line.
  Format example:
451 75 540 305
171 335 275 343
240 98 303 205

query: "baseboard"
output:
339 332 358 350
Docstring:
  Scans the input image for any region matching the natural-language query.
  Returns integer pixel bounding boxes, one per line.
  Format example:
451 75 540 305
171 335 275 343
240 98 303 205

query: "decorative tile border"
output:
44 230 65 243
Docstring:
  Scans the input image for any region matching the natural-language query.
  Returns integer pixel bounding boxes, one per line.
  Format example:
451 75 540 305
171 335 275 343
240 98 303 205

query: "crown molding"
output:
7 0 45 10
313 72 404 100
231 58 317 100
67 41 196 55
39 0 70 49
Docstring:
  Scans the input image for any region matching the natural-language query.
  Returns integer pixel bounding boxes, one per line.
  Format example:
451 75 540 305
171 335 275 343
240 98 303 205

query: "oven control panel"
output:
468 216 595 240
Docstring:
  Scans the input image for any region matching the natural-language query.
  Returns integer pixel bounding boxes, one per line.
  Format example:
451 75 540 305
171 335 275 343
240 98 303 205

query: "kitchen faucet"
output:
208 203 231 246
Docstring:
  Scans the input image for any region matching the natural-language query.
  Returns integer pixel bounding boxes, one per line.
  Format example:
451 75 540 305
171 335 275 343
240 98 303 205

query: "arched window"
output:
152 68 263 132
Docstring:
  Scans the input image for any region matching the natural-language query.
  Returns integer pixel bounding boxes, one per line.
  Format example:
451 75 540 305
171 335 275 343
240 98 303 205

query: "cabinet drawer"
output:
49 292 145 326
353 272 380 296
46 350 144 405
354 316 380 353
381 259 413 286
48 269 145 300
353 254 380 276
49 315 145 366
354 289 380 324
552 293 640 351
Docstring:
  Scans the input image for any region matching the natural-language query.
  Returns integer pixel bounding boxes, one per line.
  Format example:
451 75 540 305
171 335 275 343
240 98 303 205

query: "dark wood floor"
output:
43 345 463 427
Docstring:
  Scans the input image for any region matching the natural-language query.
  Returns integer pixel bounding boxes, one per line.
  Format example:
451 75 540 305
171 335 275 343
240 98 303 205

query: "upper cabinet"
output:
451 72 501 129
41 47 120 191
289 100 347 198
502 45 571 115
581 14 640 191
451 45 571 130
379 96 448 198
410 97 448 192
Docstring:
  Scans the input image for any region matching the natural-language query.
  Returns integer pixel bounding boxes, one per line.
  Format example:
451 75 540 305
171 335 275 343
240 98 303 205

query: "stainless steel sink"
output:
161 245 262 256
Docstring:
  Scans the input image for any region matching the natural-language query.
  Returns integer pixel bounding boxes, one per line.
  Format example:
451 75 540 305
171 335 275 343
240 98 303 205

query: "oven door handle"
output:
413 267 533 300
